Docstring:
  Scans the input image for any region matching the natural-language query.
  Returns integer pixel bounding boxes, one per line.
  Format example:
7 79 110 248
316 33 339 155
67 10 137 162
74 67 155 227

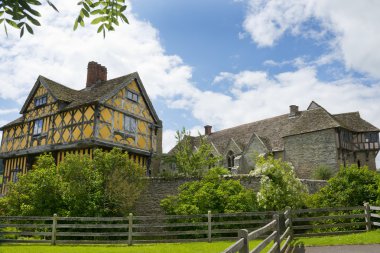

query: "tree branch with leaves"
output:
0 0 128 38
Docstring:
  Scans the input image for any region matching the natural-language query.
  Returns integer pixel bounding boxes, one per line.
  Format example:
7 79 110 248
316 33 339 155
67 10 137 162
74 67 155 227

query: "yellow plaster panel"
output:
83 124 93 138
128 80 139 92
138 121 147 133
64 113 71 125
73 127 81 140
137 136 146 149
126 137 134 145
101 108 112 122
84 106 94 120
99 125 111 140
63 129 70 142
74 110 82 123
54 131 60 143
55 115 62 127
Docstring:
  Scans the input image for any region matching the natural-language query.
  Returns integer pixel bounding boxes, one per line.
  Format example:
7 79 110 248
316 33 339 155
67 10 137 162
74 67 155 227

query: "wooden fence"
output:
221 203 379 253
221 208 292 253
1 203 380 250
0 210 277 245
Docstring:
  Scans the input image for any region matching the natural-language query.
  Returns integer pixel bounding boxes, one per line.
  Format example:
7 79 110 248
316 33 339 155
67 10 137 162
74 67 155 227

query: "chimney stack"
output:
86 61 107 87
204 125 212 135
289 105 299 118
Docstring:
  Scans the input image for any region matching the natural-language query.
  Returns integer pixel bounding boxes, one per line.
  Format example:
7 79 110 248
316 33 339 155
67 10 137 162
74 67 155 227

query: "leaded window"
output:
126 90 139 102
33 119 43 135
35 95 47 107
124 115 137 134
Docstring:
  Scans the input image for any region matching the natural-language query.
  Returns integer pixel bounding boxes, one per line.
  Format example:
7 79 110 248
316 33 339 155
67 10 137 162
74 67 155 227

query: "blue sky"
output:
1 0 380 165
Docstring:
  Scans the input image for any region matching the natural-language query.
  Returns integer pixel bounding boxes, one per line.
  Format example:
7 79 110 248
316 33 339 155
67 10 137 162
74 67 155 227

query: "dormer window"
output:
35 95 47 107
33 119 43 135
126 90 139 102
227 150 235 170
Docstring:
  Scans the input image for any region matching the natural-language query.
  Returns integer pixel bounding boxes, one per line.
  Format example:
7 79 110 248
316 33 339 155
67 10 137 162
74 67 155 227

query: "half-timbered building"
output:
0 62 162 194
168 101 379 178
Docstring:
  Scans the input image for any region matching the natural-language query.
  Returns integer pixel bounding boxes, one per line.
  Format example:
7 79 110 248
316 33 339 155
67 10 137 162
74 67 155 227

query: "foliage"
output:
308 164 380 208
93 148 146 216
164 128 221 177
312 165 334 180
0 148 145 217
250 155 308 211
59 154 102 216
0 0 128 38
160 167 257 215
0 153 64 216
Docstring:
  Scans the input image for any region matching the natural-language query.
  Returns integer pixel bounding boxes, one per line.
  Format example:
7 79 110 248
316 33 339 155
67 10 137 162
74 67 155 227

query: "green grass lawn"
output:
292 229 380 247
0 240 274 253
3 230 379 253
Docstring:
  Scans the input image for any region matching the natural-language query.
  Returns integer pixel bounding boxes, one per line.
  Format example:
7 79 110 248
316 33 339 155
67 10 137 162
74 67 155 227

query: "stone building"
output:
0 62 162 194
169 101 379 178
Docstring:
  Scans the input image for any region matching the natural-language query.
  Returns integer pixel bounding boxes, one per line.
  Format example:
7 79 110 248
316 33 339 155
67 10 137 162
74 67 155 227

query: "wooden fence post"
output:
208 210 212 243
238 229 249 253
285 206 293 239
273 214 281 253
128 213 133 246
51 214 57 245
364 202 371 231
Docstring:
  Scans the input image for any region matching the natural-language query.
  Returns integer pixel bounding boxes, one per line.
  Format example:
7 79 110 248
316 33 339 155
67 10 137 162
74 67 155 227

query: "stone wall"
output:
284 129 338 178
132 176 327 216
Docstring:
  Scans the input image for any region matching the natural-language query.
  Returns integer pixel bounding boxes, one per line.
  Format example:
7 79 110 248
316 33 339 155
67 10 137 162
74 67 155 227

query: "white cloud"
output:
0 108 19 115
242 0 380 79
0 0 195 103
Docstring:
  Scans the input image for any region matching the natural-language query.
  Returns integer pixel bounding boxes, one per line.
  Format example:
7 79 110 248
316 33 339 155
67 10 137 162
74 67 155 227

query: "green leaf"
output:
120 13 128 24
82 9 89 18
26 15 41 26
0 18 3 25
25 23 33 34
20 26 24 38
5 19 20 29
47 0 59 12
91 16 105 25
97 23 104 33
83 2 91 12
73 19 79 31
119 5 127 12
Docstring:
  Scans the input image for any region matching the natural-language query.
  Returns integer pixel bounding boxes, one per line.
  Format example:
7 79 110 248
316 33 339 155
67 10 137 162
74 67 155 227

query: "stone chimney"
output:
289 105 299 118
86 61 107 87
204 125 212 135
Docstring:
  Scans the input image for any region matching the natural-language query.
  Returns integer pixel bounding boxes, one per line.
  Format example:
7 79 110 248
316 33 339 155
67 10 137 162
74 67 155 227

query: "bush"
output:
312 165 334 180
250 155 308 211
308 164 380 208
160 167 258 214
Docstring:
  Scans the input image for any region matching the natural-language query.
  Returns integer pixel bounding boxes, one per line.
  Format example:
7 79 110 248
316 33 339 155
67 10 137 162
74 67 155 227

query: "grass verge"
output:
292 230 380 247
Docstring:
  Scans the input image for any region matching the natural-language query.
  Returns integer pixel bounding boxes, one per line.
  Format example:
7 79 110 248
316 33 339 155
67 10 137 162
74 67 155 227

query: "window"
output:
35 95 47 107
126 90 139 102
124 115 137 134
12 166 20 183
365 133 379 143
227 151 235 169
33 119 43 135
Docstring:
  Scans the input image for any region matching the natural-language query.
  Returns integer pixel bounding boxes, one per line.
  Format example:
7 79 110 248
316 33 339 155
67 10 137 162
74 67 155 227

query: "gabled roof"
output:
4 72 161 129
170 101 379 155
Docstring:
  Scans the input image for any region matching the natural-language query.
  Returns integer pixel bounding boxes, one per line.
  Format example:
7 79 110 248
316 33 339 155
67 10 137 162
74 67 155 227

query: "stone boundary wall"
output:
132 176 328 216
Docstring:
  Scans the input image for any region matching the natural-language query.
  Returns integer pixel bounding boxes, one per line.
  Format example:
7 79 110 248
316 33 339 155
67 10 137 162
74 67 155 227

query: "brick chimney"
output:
86 61 107 87
289 105 299 118
204 125 212 135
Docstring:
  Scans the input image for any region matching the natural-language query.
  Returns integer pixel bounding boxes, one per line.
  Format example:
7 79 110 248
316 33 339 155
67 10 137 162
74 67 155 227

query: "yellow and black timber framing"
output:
0 62 162 195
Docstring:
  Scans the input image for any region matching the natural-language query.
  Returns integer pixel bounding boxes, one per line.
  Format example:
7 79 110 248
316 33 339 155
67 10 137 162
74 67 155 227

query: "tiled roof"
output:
2 72 160 129
172 103 379 155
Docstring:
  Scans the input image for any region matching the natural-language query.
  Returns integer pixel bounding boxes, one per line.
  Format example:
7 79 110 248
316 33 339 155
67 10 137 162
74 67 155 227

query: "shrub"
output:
312 165 334 180
308 164 380 208
250 155 308 211
160 167 258 214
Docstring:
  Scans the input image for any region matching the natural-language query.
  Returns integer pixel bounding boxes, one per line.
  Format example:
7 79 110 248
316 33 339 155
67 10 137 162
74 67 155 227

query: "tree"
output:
0 0 128 38
0 153 64 216
164 128 221 177
160 167 258 215
0 148 146 217
308 164 380 208
93 148 146 216
59 153 102 216
250 155 308 210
